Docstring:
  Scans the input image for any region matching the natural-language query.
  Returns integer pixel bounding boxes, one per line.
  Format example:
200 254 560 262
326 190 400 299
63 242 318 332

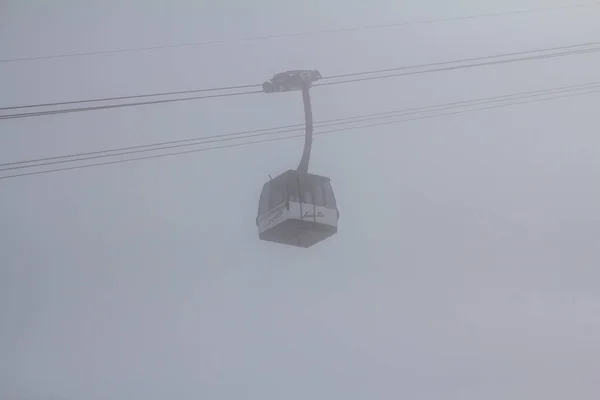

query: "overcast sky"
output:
1 1 600 399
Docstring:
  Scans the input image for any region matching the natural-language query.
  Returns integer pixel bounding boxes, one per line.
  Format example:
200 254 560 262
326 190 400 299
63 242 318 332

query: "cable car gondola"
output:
256 70 339 248
257 170 338 248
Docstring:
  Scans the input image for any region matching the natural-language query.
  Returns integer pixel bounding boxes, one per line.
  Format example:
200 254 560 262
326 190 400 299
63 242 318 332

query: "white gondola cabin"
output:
257 170 338 248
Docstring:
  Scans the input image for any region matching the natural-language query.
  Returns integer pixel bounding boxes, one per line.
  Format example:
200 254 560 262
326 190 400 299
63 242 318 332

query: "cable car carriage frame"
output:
256 70 339 248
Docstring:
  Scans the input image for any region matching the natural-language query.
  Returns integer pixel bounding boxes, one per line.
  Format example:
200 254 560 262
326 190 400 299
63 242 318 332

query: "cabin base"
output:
259 218 337 248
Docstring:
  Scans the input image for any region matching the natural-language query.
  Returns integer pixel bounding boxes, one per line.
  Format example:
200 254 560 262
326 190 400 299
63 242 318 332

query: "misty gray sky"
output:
1 1 600 399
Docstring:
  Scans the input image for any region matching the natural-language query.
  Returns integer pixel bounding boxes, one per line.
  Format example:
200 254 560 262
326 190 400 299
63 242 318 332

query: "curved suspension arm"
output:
297 84 313 174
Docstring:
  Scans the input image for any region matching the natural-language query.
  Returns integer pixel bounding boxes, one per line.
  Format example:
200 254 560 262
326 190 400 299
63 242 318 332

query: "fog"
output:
1 1 600 399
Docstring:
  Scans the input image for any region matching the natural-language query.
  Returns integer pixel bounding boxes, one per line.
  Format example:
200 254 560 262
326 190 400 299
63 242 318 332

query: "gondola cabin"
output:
257 170 339 248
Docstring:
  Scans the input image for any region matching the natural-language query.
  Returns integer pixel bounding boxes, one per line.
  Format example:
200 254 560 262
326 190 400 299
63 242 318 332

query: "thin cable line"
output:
2 82 599 172
0 124 305 167
2 86 598 181
3 45 599 121
314 87 600 136
317 47 600 87
2 81 598 170
0 90 263 120
321 41 600 80
3 41 598 113
0 84 263 111
1 2 597 63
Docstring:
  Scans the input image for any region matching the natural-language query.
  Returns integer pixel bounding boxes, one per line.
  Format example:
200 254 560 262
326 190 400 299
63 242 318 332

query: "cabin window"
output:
301 186 313 204
324 182 337 209
286 179 299 203
312 184 326 207
258 184 270 214
269 184 286 208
